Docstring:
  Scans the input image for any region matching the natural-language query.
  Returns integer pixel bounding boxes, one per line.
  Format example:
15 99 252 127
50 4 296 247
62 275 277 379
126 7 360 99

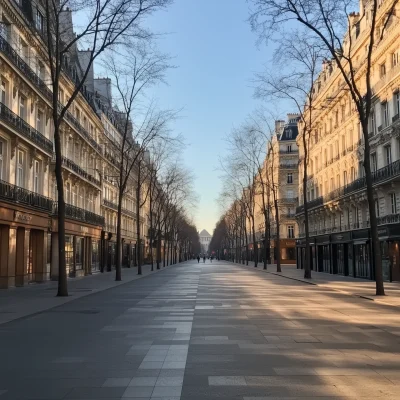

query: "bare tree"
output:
249 0 400 295
38 0 171 295
103 46 172 280
254 32 325 278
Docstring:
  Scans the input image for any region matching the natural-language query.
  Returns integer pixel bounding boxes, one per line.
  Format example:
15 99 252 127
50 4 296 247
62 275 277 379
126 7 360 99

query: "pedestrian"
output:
210 255 213 263
203 255 206 263
197 255 200 263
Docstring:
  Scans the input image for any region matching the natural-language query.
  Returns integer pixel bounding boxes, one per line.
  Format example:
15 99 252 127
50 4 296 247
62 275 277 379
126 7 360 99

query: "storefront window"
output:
92 240 100 272
75 237 84 270
348 245 354 276
354 243 370 279
323 245 330 273
65 236 73 274
337 244 344 275
381 242 390 281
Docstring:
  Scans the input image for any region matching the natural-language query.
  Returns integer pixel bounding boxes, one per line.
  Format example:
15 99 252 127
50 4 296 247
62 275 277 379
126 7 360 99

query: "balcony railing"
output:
53 202 104 226
0 179 53 212
279 197 297 203
377 213 400 225
280 163 298 169
103 199 118 211
280 213 296 218
60 156 100 187
104 223 117 233
0 37 102 154
279 150 299 154
297 159 400 214
0 102 53 154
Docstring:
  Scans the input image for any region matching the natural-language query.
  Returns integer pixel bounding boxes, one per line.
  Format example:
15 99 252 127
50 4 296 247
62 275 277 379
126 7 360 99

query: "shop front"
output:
352 229 371 279
330 232 352 276
315 235 331 273
0 203 50 288
51 218 102 279
378 225 400 282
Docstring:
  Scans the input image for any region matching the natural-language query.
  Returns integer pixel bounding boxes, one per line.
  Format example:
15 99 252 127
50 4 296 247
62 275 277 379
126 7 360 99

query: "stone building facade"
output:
296 0 400 281
0 0 151 288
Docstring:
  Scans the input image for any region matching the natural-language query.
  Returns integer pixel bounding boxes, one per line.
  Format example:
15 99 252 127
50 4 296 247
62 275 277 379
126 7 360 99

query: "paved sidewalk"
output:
0 263 171 325
240 261 400 307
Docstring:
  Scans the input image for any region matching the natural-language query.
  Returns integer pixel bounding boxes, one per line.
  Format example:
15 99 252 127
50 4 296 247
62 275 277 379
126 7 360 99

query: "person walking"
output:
197 255 200 263
203 255 206 263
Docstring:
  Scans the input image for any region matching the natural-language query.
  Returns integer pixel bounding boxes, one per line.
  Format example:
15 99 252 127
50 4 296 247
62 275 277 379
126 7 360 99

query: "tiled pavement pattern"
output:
0 261 400 399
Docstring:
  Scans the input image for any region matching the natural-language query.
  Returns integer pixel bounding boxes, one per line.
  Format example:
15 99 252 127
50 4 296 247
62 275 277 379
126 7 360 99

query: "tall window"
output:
391 193 397 214
72 185 77 206
380 63 386 77
0 19 11 41
19 37 28 61
16 150 24 187
36 10 44 32
370 110 376 134
33 160 40 193
58 88 64 104
386 145 392 165
343 170 348 186
395 92 400 117
65 182 71 204
371 153 377 172
287 173 293 184
36 110 44 134
0 139 4 180
19 96 26 120
287 145 292 153
382 102 390 127
392 52 399 67
287 225 295 239
287 190 294 199
1 78 7 105
375 199 380 217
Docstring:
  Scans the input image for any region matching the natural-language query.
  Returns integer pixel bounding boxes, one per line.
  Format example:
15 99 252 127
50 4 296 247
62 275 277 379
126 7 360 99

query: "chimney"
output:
275 120 285 133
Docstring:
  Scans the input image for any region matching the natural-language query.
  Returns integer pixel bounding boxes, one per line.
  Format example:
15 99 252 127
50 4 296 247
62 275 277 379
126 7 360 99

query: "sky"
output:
145 0 276 235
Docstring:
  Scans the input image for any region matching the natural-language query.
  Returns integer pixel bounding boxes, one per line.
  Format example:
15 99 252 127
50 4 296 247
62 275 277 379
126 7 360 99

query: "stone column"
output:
32 230 46 282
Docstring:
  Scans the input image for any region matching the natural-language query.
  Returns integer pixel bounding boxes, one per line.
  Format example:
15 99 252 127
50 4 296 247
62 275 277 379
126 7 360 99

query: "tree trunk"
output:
149 191 154 271
54 120 68 296
163 236 166 267
157 227 161 269
251 215 258 268
263 209 269 270
274 199 281 273
303 131 311 279
363 123 384 295
115 187 123 281
136 165 142 275
244 222 249 265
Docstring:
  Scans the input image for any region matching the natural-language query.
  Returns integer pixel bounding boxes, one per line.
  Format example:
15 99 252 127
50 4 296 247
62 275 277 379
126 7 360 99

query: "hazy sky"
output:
145 0 276 235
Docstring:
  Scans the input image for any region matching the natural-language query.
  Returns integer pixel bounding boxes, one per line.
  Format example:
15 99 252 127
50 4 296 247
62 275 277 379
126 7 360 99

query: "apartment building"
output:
259 115 299 264
0 0 151 288
296 0 400 281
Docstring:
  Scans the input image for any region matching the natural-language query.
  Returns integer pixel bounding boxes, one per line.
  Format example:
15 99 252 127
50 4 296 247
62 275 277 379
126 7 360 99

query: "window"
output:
341 105 345 122
341 135 346 152
336 174 340 188
36 110 44 134
33 160 40 193
0 139 4 180
385 145 392 165
36 10 44 32
287 130 292 139
392 52 399 67
0 19 11 41
287 145 292 153
370 110 376 134
371 153 377 172
1 78 7 105
375 199 380 217
72 185 77 206
343 170 348 186
58 88 64 104
287 190 294 199
19 37 28 61
395 92 400 117
391 193 397 214
287 225 295 239
287 173 293 184
65 182 71 204
19 96 26 120
16 150 24 187
382 102 390 127
380 63 386 77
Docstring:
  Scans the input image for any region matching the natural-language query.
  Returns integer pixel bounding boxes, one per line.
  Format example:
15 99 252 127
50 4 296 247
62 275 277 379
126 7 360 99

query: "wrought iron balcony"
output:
377 213 400 225
280 163 298 169
104 223 117 233
0 102 53 154
103 199 118 210
297 159 400 215
59 156 100 187
0 179 53 212
279 149 299 154
0 37 102 154
278 197 297 204
0 36 52 101
53 202 104 226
